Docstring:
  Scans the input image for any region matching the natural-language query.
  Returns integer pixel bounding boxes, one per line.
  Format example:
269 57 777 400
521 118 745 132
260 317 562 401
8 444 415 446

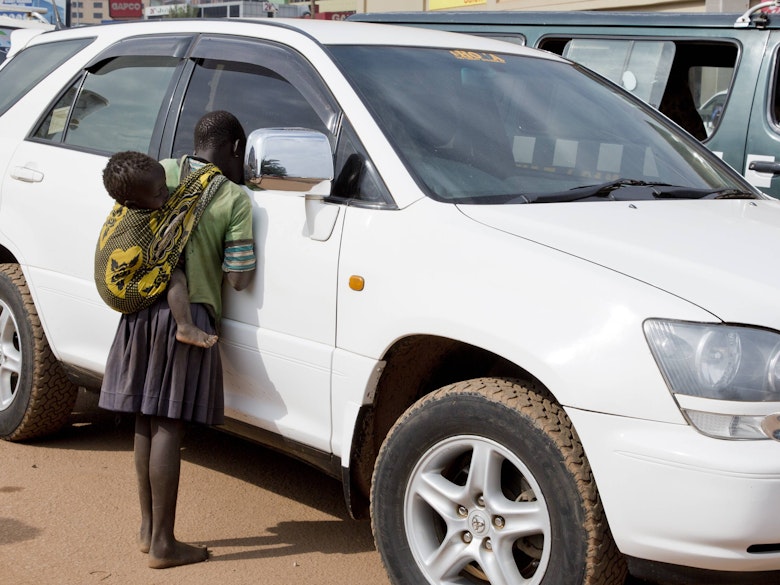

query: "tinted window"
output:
542 38 738 141
0 37 93 117
172 39 337 158
173 59 329 157
563 39 675 108
770 50 780 127
172 37 391 205
332 120 392 206
330 46 746 204
33 55 180 153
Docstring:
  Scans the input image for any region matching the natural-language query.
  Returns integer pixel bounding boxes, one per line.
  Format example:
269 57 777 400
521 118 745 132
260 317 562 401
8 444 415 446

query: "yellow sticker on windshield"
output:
450 50 505 64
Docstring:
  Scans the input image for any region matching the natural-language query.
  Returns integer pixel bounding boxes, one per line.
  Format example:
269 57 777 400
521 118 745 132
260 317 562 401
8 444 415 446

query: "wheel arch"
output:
0 244 20 265
344 333 546 519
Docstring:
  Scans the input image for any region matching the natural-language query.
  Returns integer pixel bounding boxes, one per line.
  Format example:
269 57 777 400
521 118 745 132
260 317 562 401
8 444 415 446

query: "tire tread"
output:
372 376 627 585
0 264 78 441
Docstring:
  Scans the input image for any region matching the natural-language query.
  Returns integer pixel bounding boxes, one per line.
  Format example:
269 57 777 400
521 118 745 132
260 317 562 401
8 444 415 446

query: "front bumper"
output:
567 407 780 573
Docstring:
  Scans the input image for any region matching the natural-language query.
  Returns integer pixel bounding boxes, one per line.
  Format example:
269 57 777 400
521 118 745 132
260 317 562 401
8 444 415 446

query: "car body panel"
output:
460 199 780 330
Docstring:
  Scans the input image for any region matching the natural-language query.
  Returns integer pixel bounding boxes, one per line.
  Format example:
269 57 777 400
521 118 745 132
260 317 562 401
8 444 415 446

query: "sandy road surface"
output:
1 392 661 585
1 391 389 585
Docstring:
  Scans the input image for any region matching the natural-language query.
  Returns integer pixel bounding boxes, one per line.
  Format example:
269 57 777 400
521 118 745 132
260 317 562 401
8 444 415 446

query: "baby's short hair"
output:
103 151 160 203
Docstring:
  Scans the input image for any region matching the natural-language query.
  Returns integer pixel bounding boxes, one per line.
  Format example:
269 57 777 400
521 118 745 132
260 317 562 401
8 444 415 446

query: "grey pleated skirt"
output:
98 298 224 425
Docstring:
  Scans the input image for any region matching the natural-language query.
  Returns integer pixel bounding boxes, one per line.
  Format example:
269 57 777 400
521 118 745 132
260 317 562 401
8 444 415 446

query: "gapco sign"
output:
110 0 142 19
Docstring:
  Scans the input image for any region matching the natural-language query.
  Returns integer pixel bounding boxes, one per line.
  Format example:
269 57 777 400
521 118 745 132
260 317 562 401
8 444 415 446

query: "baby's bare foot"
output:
148 540 209 569
175 324 218 348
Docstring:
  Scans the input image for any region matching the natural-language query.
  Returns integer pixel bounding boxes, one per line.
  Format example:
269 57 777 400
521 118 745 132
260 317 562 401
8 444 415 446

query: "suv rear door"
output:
2 34 193 374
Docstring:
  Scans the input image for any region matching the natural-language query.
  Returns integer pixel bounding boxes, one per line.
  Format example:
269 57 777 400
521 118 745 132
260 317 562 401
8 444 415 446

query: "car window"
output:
770 50 780 128
541 37 738 142
563 39 675 108
170 37 390 206
171 37 338 158
0 37 93 118
330 45 745 204
693 70 730 137
332 119 393 206
32 55 181 153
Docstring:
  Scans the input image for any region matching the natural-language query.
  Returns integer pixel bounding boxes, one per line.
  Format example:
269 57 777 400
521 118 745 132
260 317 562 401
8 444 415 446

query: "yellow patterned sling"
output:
94 163 227 314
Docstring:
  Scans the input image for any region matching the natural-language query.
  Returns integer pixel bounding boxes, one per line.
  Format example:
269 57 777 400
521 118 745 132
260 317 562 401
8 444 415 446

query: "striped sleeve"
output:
223 239 256 272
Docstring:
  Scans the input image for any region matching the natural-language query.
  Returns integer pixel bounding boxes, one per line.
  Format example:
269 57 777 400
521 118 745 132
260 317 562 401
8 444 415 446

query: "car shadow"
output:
29 388 367 531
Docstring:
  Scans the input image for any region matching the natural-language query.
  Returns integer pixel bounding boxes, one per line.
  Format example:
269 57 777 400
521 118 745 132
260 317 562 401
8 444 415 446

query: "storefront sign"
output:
429 0 486 10
110 0 143 19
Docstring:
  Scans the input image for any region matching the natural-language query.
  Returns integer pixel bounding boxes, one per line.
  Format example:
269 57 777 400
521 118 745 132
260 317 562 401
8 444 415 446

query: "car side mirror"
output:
244 127 334 196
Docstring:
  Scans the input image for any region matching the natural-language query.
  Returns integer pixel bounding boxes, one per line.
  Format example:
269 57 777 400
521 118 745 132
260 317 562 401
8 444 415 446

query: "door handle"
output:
10 166 44 183
748 160 780 174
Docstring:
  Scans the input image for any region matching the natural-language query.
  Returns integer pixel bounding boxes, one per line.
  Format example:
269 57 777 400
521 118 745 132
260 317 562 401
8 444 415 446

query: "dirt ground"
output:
0 390 390 585
1 391 662 585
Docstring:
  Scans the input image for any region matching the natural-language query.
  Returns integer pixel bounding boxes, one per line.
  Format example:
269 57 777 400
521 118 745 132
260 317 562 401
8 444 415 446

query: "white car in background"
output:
0 18 779 585
0 6 53 62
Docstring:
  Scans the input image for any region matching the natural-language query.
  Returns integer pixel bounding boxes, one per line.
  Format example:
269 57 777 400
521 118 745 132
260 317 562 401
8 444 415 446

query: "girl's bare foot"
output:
175 324 218 348
148 540 209 569
139 532 151 554
138 518 151 553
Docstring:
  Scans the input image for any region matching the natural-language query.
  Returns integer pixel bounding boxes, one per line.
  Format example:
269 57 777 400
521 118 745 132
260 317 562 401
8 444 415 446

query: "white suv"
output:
0 18 779 585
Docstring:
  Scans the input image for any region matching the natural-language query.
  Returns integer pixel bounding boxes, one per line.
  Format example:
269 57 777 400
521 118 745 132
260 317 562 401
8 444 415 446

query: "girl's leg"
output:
147 416 209 569
168 269 218 348
134 414 152 553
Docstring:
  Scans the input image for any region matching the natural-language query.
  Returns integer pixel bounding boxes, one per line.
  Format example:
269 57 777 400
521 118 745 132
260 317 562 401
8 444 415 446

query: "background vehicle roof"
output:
349 10 780 31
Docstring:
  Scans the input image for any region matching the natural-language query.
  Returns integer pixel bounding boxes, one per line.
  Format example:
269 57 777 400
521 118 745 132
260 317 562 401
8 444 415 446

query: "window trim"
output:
26 35 194 156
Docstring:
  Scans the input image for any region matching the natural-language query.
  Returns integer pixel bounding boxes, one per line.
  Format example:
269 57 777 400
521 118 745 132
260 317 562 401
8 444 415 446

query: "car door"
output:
162 36 350 451
744 30 780 199
1 34 194 375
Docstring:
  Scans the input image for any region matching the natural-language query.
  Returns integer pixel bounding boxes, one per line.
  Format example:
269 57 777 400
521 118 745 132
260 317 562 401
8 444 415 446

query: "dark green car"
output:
352 6 780 198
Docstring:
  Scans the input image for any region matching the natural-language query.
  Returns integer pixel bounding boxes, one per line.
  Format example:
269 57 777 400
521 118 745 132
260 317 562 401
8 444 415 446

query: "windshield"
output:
329 46 752 204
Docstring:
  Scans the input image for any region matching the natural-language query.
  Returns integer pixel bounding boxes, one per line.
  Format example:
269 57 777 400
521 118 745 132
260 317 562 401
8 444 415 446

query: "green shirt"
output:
160 156 255 323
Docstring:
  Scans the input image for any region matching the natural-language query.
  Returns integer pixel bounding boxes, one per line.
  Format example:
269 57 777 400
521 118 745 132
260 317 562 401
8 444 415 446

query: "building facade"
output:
70 0 106 24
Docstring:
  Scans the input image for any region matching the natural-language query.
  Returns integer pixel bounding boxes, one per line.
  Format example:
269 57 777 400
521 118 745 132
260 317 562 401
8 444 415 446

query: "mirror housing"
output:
244 127 334 195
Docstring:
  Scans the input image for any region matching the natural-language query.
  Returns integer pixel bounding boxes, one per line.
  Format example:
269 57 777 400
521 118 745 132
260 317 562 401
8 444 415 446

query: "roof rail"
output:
735 0 780 28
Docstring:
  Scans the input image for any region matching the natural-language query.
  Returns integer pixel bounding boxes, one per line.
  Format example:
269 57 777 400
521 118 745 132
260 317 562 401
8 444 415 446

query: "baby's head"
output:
103 151 168 210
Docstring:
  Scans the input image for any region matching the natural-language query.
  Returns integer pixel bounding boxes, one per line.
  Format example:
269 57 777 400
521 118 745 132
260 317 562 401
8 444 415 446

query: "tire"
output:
0 264 78 441
371 377 627 585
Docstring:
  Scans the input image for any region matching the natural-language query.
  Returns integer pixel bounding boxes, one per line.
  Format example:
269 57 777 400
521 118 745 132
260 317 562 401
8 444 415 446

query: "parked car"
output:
0 18 779 585
0 12 54 63
351 6 780 199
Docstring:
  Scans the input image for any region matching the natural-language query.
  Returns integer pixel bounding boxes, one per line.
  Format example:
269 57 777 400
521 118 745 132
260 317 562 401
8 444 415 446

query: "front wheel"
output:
0 264 78 441
371 377 626 585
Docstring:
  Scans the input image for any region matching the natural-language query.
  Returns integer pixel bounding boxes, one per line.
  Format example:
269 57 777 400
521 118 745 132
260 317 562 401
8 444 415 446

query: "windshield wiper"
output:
520 179 760 203
522 179 672 203
695 188 758 200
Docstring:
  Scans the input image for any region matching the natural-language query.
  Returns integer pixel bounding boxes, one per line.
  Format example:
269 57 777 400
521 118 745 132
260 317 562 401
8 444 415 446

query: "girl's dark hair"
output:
194 110 246 150
103 151 160 203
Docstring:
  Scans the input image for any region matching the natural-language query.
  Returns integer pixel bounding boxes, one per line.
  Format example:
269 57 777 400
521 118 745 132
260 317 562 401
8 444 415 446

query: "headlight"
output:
644 319 780 440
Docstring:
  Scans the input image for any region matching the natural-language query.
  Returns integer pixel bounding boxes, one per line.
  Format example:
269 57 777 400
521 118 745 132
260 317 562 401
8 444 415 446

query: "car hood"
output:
459 199 780 329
